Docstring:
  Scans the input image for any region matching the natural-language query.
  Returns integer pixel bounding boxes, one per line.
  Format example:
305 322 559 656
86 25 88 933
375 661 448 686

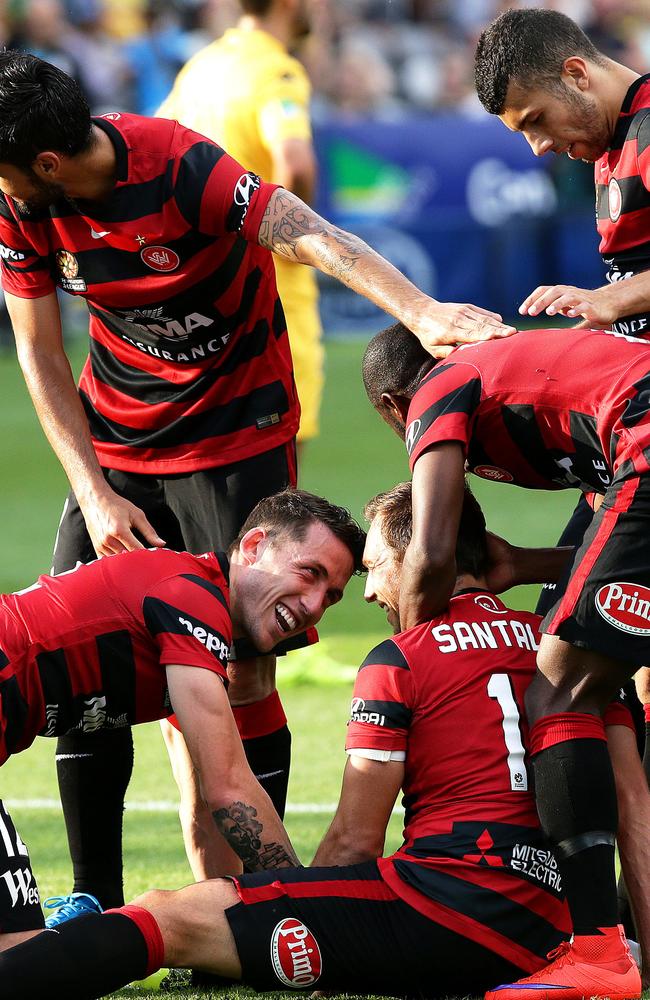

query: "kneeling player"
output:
0 482 636 999
0 489 362 953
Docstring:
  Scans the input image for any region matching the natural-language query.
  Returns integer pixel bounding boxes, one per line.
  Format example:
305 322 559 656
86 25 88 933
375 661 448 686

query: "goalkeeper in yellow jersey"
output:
159 0 323 450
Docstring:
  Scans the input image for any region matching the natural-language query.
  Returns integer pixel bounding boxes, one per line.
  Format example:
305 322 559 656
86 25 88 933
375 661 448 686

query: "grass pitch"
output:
0 335 611 999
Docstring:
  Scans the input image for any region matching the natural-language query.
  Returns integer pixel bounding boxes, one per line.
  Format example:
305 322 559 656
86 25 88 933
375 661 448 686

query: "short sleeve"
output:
142 571 232 679
636 111 650 191
345 639 415 754
172 129 279 240
406 361 482 471
0 198 55 298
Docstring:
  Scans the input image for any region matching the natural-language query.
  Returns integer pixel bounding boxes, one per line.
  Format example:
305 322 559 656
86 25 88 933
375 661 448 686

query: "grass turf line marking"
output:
4 798 404 815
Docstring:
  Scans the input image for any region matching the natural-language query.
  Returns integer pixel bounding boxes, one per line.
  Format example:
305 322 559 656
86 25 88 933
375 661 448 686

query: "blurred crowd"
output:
0 0 649 119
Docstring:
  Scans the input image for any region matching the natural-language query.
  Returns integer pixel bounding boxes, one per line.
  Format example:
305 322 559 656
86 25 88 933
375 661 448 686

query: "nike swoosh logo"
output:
90 229 110 239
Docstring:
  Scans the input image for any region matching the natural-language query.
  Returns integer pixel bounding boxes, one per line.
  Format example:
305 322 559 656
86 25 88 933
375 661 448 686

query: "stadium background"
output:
0 1 647 996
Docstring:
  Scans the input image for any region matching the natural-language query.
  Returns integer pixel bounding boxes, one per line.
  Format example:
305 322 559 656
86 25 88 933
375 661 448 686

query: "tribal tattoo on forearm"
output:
258 190 365 281
212 801 299 870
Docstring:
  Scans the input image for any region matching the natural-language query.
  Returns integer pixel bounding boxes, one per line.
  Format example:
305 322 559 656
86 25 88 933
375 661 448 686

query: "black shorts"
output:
0 802 44 934
225 861 525 997
52 441 297 571
543 475 650 668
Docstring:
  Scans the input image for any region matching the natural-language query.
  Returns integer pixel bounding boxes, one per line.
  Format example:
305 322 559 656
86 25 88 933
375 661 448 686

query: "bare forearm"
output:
18 346 107 502
312 823 383 867
211 787 300 871
598 270 650 321
259 190 429 326
506 545 574 587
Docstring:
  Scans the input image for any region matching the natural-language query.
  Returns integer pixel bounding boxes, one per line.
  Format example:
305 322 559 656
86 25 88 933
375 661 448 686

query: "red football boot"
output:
484 925 641 1000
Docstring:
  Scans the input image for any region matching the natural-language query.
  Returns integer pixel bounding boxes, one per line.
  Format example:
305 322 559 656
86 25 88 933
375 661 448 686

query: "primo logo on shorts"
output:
595 582 650 635
270 917 322 988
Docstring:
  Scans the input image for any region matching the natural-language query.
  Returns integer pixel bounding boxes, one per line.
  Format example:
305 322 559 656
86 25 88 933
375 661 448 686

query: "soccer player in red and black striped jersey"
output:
476 12 650 949
363 323 650 999
0 50 514 916
0 488 363 954
0 484 588 999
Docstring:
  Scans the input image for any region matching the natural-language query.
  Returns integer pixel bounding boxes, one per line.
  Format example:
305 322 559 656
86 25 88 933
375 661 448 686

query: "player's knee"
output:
131 888 172 914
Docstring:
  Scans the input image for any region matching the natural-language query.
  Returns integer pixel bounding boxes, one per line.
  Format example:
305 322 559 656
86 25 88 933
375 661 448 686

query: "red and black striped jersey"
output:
406 327 650 492
346 591 572 972
0 113 298 473
0 546 231 763
596 74 650 337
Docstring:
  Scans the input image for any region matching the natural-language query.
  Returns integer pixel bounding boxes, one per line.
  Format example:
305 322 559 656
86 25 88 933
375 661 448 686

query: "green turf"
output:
0 336 633 999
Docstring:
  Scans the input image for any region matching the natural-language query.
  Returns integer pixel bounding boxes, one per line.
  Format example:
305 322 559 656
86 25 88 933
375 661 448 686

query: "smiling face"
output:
363 516 402 632
232 520 354 652
500 79 611 163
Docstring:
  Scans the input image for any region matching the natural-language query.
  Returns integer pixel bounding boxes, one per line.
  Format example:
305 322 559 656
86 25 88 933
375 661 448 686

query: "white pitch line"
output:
4 798 404 815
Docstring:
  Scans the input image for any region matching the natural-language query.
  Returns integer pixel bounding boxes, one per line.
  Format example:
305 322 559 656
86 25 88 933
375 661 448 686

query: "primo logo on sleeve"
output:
270 917 322 988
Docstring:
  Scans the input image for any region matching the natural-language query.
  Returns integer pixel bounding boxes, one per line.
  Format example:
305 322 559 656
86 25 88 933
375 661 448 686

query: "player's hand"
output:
484 531 518 594
518 284 619 327
412 302 517 359
80 491 166 556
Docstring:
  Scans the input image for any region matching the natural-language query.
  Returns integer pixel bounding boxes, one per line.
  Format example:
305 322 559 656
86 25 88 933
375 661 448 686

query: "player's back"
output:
347 590 571 971
408 327 650 492
0 548 230 758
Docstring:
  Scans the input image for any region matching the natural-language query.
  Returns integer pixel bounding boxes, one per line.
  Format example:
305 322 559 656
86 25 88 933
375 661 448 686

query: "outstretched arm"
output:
256 189 516 359
518 272 650 328
166 664 300 870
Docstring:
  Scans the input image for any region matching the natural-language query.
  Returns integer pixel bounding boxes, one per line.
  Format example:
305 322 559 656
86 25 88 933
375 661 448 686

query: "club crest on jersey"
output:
595 582 650 635
102 112 121 121
473 465 514 483
608 178 622 222
270 918 322 988
474 594 507 614
55 249 87 292
141 246 180 272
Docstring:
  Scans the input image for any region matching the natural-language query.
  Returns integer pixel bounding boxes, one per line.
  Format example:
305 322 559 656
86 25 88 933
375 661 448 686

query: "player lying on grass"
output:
0 481 641 1000
363 323 650 999
0 488 363 954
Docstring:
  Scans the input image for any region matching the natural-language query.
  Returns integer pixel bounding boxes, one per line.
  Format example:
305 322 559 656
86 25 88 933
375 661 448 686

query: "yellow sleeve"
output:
257 59 312 148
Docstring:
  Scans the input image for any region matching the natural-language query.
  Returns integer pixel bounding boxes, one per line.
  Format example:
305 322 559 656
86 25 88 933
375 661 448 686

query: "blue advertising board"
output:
313 113 601 331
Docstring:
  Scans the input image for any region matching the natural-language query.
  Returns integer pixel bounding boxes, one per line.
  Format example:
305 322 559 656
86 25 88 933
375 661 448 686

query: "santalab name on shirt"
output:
431 619 539 653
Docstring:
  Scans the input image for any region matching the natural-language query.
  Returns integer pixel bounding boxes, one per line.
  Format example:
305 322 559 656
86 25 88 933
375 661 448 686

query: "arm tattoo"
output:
258 190 365 280
212 801 299 870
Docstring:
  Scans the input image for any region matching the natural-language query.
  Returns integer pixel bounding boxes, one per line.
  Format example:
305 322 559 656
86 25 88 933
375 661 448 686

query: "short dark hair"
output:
364 481 488 578
362 323 434 411
474 8 607 115
239 0 273 14
0 51 93 168
231 488 366 573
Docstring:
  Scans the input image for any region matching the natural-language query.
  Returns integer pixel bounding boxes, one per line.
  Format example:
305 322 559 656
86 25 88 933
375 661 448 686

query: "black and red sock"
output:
530 713 619 935
0 905 162 999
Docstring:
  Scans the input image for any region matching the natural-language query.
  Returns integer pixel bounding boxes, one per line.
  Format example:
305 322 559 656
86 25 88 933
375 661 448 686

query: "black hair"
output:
230 488 366 574
474 8 607 115
364 480 488 578
0 51 93 168
239 0 274 14
362 323 434 411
